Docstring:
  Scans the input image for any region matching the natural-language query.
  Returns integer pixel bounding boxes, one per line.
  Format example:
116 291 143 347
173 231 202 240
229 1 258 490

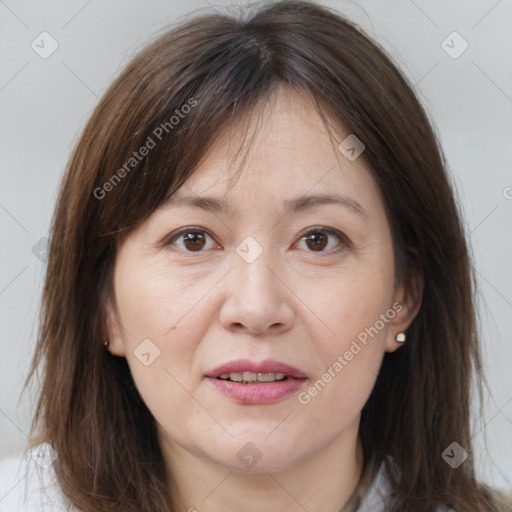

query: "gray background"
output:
0 0 511 491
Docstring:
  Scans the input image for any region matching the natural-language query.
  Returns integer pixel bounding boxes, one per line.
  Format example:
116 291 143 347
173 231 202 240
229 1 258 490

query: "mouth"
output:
216 371 290 384
205 358 308 381
205 359 308 404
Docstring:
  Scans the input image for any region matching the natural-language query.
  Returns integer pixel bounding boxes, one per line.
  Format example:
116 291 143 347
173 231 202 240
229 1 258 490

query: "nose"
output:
219 251 295 336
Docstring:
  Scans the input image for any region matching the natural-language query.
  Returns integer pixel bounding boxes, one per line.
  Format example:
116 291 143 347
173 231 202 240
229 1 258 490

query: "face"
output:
106 86 419 474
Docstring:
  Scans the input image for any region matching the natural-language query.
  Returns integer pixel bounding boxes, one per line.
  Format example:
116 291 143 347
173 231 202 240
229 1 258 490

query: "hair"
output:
23 1 511 511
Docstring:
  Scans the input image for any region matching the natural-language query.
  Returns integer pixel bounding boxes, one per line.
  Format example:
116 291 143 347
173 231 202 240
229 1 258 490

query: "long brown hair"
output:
24 1 510 511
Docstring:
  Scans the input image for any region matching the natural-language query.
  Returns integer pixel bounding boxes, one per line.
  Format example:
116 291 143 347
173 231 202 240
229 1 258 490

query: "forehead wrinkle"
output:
162 191 368 220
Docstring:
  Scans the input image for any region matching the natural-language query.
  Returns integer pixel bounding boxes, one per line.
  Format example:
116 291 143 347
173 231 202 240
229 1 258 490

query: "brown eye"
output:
165 228 218 253
304 232 328 251
299 228 347 254
182 231 207 251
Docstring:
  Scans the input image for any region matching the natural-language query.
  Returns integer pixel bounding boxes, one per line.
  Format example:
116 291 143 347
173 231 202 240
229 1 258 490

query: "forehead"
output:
172 86 380 214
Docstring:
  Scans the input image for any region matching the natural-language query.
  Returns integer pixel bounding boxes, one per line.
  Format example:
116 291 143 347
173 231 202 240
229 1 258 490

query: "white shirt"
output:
0 443 454 511
0 444 72 511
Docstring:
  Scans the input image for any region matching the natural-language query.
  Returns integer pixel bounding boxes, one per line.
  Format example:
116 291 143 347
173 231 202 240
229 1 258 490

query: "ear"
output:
385 270 423 353
103 295 127 357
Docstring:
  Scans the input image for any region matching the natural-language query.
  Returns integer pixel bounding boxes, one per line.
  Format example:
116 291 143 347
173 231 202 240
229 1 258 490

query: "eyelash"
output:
162 226 351 257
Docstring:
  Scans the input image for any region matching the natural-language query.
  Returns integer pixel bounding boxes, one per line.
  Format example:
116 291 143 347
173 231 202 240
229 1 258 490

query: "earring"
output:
395 332 406 343
104 340 109 348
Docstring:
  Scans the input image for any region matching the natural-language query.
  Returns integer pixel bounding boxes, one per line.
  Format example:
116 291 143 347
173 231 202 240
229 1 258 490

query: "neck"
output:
160 422 364 512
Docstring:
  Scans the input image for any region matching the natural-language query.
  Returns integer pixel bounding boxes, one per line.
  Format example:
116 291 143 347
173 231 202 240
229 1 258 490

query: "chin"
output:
200 432 306 473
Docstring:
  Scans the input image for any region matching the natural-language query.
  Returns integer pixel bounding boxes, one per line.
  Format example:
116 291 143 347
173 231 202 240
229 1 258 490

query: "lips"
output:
204 359 308 404
205 359 308 379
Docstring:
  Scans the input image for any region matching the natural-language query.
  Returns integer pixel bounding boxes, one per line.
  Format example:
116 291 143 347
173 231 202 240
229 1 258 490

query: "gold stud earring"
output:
395 332 406 343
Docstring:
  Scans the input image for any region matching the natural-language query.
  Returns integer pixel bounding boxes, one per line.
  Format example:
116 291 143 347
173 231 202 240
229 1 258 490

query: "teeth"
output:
217 372 287 383
242 371 257 382
257 372 286 382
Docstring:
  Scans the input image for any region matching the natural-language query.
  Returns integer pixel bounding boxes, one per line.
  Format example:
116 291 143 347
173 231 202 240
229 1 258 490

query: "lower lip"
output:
206 376 307 404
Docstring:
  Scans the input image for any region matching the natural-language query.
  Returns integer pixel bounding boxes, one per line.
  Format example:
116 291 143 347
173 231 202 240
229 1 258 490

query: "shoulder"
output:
0 443 76 512
358 457 456 511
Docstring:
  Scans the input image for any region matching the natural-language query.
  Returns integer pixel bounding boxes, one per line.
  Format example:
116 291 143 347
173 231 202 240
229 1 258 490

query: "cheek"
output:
295 256 394 412
112 254 221 409
114 269 204 436
305 257 394 350
114 256 206 346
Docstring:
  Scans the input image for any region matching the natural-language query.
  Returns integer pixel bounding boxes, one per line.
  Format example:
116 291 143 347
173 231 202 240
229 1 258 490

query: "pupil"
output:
307 232 327 251
184 232 205 251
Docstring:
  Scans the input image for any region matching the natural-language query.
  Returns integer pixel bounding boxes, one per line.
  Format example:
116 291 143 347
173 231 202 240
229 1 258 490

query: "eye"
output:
296 227 349 254
164 227 220 253
163 226 350 255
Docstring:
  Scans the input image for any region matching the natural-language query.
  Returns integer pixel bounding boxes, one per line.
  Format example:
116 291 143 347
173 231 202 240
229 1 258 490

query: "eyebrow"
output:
163 192 368 218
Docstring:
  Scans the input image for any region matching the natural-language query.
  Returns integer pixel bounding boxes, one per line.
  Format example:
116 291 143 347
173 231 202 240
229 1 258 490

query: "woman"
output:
1 1 510 510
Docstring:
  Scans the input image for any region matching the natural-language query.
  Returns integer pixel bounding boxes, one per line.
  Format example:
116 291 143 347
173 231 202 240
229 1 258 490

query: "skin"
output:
106 85 422 512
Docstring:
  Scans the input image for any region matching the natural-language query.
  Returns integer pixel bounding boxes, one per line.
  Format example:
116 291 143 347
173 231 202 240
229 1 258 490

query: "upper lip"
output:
205 359 308 379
